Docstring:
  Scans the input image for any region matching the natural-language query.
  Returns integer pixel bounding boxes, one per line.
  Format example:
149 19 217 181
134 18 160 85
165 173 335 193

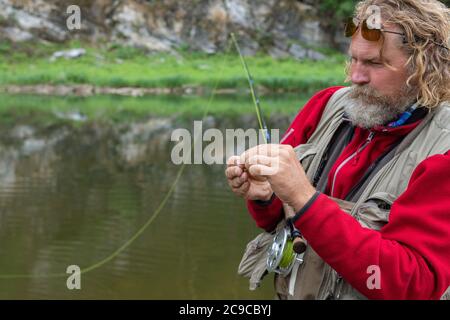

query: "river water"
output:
0 93 305 299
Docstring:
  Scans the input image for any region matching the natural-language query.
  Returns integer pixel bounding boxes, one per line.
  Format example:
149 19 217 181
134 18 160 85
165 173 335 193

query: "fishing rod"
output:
230 33 271 144
230 33 307 278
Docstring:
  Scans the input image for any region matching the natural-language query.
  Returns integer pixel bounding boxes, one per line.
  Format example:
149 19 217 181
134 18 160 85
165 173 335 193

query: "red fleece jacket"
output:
247 86 450 299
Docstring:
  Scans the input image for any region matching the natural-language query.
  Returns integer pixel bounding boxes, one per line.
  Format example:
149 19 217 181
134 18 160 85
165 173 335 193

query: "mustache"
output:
349 85 391 105
349 84 417 107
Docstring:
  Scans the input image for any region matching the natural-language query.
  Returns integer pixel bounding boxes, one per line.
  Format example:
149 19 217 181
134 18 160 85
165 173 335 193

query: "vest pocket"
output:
355 192 395 230
237 231 275 290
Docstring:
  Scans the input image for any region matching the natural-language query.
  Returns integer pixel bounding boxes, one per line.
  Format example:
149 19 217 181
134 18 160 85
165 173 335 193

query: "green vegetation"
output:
0 40 347 92
0 92 312 126
318 0 358 29
0 40 347 125
318 0 450 39
318 0 450 25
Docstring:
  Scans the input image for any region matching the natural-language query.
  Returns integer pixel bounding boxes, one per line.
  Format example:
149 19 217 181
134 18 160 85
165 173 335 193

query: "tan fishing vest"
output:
239 87 450 300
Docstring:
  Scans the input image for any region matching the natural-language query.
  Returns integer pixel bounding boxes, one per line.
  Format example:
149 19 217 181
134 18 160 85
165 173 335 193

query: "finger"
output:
240 144 280 169
225 166 243 179
248 154 276 167
248 155 280 175
240 145 268 167
234 181 250 196
248 164 278 176
230 176 246 188
227 155 244 168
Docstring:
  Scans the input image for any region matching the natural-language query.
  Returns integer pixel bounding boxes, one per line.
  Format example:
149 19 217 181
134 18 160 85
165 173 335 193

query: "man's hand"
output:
240 144 316 211
225 156 273 201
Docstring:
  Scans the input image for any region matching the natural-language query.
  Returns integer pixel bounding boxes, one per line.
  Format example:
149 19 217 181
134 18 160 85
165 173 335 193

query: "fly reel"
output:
266 227 304 276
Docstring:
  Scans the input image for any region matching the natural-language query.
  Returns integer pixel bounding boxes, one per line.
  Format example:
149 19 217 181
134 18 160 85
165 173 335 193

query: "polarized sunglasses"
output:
344 17 406 42
344 17 449 50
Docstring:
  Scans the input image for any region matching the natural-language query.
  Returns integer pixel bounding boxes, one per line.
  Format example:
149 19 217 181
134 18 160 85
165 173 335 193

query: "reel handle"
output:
293 237 307 254
283 203 307 254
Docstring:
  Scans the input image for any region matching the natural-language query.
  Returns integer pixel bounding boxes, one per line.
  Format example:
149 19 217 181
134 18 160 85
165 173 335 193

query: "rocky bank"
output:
0 0 349 59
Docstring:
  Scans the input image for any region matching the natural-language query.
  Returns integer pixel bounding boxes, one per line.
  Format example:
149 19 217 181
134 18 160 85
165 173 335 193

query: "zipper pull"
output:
280 128 295 144
353 131 375 165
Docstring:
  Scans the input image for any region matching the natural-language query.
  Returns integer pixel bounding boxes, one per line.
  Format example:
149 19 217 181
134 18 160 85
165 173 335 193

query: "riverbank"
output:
0 41 347 94
0 92 306 128
0 41 347 127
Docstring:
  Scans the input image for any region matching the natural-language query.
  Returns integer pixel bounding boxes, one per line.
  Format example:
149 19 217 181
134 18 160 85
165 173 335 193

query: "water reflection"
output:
0 112 287 299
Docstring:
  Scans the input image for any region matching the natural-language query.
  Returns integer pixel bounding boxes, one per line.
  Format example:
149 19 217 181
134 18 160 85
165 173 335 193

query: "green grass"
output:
0 40 348 91
0 41 347 126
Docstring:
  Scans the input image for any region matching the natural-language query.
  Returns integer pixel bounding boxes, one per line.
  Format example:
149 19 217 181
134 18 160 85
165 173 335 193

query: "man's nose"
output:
351 64 370 85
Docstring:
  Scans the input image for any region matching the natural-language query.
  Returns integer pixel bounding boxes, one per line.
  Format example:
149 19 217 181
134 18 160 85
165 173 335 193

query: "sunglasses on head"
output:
344 17 406 42
344 17 449 50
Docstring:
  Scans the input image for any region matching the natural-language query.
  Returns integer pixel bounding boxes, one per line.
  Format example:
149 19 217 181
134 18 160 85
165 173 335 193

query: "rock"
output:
22 138 46 156
11 125 35 139
189 26 217 54
307 50 326 61
234 34 260 56
54 111 87 122
208 2 228 26
297 20 323 44
268 46 290 59
224 0 251 28
288 43 326 61
50 48 86 61
273 38 289 51
3 27 34 42
288 44 308 60
0 0 342 57
110 2 176 53
0 0 67 42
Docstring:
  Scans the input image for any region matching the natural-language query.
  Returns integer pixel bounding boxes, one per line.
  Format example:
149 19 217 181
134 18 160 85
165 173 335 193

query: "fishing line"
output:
231 35 306 275
0 39 234 280
278 239 296 269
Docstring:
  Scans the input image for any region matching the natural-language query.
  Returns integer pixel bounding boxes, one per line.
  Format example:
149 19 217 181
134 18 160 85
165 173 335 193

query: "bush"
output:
317 0 449 29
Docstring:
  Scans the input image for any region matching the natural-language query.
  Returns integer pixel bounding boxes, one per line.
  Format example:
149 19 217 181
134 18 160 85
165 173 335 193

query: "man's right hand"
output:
225 156 273 201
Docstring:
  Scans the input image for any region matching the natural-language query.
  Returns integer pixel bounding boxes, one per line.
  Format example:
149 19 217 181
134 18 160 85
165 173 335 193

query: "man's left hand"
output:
240 144 317 212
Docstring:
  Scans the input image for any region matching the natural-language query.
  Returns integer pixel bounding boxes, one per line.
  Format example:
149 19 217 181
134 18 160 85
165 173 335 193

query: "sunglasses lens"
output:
362 20 381 41
344 18 357 37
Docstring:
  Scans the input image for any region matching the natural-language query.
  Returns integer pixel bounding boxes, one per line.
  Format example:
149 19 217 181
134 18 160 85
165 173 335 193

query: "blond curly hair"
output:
351 0 450 108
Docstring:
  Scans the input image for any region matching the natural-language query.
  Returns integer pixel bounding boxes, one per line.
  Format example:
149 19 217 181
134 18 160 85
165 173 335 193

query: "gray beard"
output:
345 85 416 129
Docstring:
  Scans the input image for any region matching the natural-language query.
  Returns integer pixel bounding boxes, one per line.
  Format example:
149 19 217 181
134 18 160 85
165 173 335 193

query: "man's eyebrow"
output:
347 48 382 61
348 52 382 62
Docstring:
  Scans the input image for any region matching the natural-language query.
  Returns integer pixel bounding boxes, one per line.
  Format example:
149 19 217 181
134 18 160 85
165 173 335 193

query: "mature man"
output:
225 0 450 300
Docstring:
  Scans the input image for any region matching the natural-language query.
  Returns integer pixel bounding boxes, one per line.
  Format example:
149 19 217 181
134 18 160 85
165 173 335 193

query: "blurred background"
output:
0 0 447 299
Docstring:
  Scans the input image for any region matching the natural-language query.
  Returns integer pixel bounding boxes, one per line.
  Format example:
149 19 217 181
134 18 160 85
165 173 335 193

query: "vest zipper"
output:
331 131 375 197
280 128 295 144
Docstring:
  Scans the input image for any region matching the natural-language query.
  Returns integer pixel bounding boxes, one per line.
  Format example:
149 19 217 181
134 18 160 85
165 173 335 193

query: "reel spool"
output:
266 227 304 276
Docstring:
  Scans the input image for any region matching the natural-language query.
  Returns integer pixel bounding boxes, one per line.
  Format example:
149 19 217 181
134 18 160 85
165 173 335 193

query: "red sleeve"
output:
295 151 450 299
247 86 345 231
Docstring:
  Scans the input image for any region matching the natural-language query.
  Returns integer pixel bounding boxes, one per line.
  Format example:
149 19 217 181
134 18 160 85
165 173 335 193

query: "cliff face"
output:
0 0 348 58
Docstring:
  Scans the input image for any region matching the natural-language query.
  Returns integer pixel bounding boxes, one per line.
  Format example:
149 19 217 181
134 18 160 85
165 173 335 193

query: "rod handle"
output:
283 203 307 254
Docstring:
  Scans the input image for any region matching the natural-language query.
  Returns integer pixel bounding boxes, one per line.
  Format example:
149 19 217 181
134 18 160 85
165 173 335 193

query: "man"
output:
225 0 450 300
